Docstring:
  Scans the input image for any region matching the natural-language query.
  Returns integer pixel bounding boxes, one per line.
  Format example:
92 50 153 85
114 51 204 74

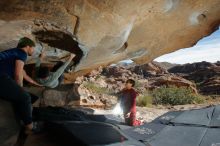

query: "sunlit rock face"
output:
0 0 220 74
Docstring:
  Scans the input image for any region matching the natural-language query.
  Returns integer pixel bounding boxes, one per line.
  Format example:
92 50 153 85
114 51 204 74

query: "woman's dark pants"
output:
0 74 36 125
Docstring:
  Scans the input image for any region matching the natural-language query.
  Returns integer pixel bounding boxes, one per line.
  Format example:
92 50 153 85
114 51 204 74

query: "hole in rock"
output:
82 99 87 103
33 30 83 65
88 96 95 100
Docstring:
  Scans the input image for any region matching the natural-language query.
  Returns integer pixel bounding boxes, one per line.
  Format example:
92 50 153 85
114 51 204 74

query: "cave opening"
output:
33 30 83 66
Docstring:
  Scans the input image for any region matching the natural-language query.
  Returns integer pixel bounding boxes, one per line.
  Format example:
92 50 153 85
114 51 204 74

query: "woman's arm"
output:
23 70 42 86
49 54 75 82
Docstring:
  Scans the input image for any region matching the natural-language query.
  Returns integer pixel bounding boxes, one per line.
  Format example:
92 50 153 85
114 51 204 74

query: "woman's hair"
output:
38 66 50 79
51 61 64 72
126 79 135 87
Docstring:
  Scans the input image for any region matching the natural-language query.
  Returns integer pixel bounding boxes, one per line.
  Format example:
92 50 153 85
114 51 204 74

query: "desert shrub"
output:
134 80 143 88
84 82 113 94
152 86 204 105
137 95 153 107
136 91 153 107
95 75 101 80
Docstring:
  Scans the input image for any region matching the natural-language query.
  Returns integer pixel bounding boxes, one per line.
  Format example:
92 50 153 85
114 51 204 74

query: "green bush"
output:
84 82 113 94
136 91 153 107
134 80 143 88
152 86 204 106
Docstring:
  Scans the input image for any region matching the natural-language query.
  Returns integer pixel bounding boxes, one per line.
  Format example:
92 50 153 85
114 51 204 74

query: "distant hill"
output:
168 61 217 74
153 61 179 70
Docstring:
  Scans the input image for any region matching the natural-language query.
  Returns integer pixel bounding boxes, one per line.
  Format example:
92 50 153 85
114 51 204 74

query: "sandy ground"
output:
93 106 170 123
93 103 216 123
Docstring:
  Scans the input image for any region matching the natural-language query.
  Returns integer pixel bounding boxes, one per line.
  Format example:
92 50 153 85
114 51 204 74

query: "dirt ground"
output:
93 102 220 123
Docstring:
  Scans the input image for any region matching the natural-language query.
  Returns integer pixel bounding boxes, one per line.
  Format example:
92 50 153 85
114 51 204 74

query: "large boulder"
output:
0 0 219 75
130 62 168 77
39 84 80 107
38 83 117 109
199 77 220 95
147 74 198 94
168 62 220 95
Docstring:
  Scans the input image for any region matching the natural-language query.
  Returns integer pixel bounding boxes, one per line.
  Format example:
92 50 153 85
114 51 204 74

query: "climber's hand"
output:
125 112 131 118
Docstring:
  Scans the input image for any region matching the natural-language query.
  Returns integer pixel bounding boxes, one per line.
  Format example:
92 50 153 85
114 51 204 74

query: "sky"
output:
155 27 220 64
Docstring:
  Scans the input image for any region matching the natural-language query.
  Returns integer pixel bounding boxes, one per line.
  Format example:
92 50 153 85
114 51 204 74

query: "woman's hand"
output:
68 53 76 61
39 52 46 60
125 112 131 118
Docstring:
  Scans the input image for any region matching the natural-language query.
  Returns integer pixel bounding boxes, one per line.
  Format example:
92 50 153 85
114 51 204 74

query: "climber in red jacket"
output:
120 79 141 126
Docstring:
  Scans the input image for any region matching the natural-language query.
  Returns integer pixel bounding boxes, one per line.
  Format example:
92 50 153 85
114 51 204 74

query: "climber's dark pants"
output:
0 74 37 125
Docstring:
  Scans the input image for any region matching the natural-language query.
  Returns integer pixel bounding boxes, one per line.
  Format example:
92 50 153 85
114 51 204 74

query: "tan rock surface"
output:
0 0 219 75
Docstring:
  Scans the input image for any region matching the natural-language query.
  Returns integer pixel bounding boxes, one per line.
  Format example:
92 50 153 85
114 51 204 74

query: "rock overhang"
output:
0 0 219 75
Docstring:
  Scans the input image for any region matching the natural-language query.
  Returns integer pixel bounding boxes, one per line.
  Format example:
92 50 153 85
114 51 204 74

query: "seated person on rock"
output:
35 52 75 88
0 37 41 134
119 79 141 126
